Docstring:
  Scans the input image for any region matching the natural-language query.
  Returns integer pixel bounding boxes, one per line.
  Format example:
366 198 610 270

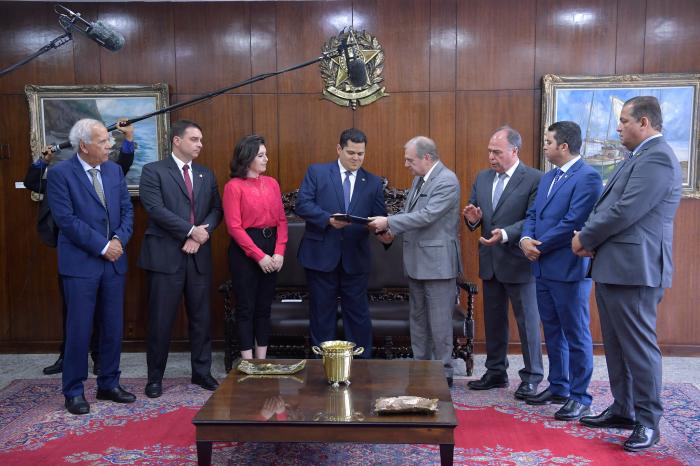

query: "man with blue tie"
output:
520 121 602 420
463 126 544 399
47 119 135 415
295 128 387 357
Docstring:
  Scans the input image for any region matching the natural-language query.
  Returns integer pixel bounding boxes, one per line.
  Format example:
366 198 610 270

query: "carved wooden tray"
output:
236 359 306 375
374 396 439 414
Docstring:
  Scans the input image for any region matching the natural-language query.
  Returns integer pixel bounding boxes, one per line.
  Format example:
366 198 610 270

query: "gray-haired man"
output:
369 136 461 387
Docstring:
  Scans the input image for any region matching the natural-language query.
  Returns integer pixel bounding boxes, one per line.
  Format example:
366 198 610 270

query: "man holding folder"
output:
295 128 387 357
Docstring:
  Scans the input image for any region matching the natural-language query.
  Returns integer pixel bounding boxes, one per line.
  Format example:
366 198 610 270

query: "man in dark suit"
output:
138 120 222 398
295 128 387 357
47 119 135 415
573 96 682 451
520 121 603 420
368 136 461 386
463 126 544 399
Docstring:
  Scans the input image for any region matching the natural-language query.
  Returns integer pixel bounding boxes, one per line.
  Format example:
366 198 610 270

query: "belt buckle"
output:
262 227 272 238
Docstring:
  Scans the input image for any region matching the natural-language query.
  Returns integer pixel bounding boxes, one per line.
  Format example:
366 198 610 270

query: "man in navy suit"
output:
295 128 387 357
47 119 135 415
574 96 682 451
520 121 602 420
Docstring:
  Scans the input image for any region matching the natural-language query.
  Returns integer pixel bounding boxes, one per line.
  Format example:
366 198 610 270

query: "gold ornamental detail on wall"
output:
320 28 388 110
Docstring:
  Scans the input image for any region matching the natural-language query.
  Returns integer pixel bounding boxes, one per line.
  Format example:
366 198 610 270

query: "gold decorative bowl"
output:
312 340 364 386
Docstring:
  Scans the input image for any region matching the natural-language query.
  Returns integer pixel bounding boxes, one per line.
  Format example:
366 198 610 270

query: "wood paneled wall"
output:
1 0 699 354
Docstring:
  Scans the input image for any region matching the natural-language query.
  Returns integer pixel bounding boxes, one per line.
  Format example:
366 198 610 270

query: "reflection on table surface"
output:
195 359 456 426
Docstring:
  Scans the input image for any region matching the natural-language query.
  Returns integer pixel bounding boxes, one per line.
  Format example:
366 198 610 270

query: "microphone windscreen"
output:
88 21 125 52
347 58 367 87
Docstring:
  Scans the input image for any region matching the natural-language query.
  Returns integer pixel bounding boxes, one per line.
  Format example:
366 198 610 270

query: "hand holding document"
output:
331 213 370 224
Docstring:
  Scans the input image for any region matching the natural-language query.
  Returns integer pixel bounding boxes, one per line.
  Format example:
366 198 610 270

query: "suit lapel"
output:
493 164 524 214
541 159 583 210
595 137 663 206
166 157 191 201
406 176 420 212
408 163 444 211
191 162 205 208
329 163 346 212
348 167 367 213
482 171 497 215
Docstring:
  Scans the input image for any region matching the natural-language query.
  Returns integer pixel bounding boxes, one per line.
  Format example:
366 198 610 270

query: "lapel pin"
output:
199 174 203 178
362 177 366 182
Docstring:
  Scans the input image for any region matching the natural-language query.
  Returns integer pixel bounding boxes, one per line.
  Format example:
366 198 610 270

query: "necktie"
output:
411 176 425 205
182 164 195 224
343 171 351 212
88 168 107 208
492 173 507 208
88 168 109 235
547 169 564 197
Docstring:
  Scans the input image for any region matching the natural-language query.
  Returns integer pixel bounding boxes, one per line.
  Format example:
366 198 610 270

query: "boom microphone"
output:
55 4 125 52
341 38 368 87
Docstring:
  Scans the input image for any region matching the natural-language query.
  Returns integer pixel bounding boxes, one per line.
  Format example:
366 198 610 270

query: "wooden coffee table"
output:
193 359 457 465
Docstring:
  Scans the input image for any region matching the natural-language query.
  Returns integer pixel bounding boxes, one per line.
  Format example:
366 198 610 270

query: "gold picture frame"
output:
25 83 170 196
541 73 700 198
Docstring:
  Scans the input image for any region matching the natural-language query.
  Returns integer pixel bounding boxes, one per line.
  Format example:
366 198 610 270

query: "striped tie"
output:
88 168 106 208
88 168 109 235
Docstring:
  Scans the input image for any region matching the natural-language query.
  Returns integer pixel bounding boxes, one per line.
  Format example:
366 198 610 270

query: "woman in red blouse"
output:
223 135 288 360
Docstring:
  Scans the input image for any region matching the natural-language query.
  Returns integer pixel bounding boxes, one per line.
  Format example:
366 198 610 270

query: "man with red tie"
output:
138 120 222 398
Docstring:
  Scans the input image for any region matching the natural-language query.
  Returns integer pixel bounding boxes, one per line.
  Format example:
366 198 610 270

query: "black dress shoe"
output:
526 389 569 405
65 395 90 415
554 400 591 421
446 377 453 388
579 407 636 429
43 356 63 375
514 382 538 400
468 373 508 390
192 373 219 391
145 381 162 398
624 424 660 451
96 385 136 403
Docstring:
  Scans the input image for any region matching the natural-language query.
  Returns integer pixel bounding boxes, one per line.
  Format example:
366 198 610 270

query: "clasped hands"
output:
520 238 542 261
258 253 284 273
182 224 210 254
102 238 123 262
260 396 286 420
571 231 594 258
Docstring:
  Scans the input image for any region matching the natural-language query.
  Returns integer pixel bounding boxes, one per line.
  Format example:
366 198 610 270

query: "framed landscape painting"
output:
541 73 700 197
25 83 170 195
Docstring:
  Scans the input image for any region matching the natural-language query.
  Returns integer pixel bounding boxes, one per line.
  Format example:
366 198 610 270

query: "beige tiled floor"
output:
1 352 698 391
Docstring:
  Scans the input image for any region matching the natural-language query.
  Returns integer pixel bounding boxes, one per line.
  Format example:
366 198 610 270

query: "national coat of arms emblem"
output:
320 28 388 109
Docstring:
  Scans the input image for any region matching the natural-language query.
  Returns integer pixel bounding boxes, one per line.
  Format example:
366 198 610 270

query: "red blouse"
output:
223 176 288 262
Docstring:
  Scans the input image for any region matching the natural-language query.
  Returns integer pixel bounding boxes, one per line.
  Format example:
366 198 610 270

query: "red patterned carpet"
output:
0 378 698 465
